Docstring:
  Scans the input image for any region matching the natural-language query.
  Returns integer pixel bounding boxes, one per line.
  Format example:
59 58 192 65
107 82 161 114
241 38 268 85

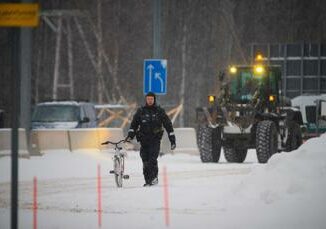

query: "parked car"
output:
291 94 326 138
32 101 98 129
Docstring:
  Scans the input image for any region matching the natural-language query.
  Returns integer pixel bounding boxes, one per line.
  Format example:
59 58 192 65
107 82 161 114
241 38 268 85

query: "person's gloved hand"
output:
125 136 132 142
125 130 135 142
169 133 176 150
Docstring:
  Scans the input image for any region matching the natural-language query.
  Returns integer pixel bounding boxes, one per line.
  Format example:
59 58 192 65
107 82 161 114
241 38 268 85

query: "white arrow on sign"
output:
147 64 154 92
155 72 164 92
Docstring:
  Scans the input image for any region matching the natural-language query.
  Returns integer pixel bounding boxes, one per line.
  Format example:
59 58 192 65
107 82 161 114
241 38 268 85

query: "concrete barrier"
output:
1 128 197 155
29 128 125 153
0 128 29 157
68 128 124 151
30 129 70 154
160 128 199 155
69 128 99 150
97 128 124 150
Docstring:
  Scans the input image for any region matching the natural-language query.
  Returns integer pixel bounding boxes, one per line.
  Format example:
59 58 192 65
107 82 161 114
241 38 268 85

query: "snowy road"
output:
0 151 256 211
1 136 326 229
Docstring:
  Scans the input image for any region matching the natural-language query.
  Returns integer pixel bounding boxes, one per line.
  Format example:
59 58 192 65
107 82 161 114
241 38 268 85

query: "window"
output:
306 106 316 124
230 69 262 103
84 104 96 120
287 44 302 57
303 78 318 90
286 60 301 76
32 105 80 122
303 60 318 75
304 44 318 57
286 78 301 90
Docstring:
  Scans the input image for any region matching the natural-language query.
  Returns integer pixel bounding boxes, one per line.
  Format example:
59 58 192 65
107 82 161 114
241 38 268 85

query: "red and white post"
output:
33 176 38 229
163 166 170 227
97 164 102 228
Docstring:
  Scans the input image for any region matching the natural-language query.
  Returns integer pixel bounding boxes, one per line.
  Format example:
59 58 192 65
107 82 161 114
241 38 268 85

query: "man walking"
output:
126 92 176 186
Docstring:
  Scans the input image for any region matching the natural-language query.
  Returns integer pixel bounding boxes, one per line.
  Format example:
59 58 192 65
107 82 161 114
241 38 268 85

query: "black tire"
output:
197 125 222 163
256 120 278 163
285 121 302 152
224 147 247 163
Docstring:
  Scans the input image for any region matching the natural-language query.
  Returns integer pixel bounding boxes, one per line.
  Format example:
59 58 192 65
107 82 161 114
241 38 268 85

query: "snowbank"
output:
242 133 326 201
228 134 326 228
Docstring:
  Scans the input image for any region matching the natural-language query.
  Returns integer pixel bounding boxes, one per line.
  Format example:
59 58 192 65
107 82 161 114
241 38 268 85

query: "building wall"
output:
251 43 326 98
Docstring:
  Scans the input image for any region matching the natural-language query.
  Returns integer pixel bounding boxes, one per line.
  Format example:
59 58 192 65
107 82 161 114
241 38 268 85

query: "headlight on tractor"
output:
255 54 263 61
229 66 237 74
254 65 265 74
208 95 216 103
269 95 276 102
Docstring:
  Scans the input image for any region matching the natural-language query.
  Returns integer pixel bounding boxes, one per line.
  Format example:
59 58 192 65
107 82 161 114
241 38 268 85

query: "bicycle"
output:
101 139 130 188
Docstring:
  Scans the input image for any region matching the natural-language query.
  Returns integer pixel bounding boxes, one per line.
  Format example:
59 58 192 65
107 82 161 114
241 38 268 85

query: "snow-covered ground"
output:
1 134 326 229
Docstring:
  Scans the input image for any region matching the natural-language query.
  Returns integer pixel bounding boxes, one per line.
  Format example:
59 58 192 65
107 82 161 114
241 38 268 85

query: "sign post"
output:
0 3 39 229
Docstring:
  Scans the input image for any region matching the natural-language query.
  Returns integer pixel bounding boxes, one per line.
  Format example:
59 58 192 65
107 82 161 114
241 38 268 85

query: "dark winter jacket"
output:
128 105 175 144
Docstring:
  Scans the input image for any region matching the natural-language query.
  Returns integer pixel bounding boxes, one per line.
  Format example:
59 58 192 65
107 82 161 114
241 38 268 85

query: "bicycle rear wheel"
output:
114 157 123 188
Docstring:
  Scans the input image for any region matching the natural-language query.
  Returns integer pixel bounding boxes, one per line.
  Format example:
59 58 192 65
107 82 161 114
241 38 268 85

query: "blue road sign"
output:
144 59 167 95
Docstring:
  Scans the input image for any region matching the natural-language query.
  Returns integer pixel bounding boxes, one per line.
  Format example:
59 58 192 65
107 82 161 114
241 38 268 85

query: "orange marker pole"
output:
33 176 37 229
97 164 102 228
163 166 170 227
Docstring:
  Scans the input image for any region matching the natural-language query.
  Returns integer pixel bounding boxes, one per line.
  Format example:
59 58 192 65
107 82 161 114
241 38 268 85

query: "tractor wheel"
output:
197 125 222 163
285 121 302 152
256 120 278 163
224 147 247 163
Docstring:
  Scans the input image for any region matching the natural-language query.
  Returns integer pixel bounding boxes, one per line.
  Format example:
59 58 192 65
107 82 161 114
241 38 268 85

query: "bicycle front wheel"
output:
114 157 123 188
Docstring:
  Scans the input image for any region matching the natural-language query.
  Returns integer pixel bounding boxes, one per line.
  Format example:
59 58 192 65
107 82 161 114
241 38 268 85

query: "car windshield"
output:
230 70 263 103
32 105 80 122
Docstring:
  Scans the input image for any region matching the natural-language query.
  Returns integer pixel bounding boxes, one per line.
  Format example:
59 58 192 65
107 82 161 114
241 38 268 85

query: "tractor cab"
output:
226 65 281 110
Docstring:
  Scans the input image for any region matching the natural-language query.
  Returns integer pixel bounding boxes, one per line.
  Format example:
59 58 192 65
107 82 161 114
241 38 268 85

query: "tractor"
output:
196 60 303 163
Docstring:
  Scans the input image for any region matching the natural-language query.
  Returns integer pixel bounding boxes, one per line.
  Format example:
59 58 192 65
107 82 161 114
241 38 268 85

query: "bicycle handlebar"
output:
101 139 130 146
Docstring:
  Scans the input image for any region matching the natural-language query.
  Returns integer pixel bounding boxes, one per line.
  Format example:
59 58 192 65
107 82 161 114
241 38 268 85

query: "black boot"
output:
150 177 158 186
143 162 151 186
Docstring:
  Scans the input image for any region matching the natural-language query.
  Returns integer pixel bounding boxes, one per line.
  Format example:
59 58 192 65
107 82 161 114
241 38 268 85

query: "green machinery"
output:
196 60 303 163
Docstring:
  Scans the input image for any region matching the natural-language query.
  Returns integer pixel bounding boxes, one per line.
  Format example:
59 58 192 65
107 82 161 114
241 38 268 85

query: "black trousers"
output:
140 139 161 184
